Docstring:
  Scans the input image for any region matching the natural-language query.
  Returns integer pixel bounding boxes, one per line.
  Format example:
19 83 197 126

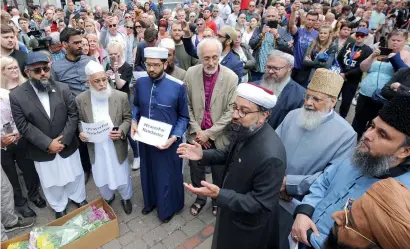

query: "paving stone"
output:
181 219 205 238
142 226 169 247
150 243 167 249
161 230 188 249
118 231 137 246
195 236 213 249
179 206 196 223
102 239 122 249
118 222 130 236
127 217 149 238
122 239 148 249
197 207 216 225
160 215 186 234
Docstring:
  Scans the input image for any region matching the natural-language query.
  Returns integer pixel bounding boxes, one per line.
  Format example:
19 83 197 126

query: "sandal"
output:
190 202 205 216
212 206 218 216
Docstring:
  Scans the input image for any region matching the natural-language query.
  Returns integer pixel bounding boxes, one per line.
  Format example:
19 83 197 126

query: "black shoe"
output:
71 200 88 208
161 214 174 223
5 217 35 232
55 209 67 219
84 171 91 184
32 197 47 208
121 199 132 214
105 194 116 205
141 207 154 215
16 205 36 218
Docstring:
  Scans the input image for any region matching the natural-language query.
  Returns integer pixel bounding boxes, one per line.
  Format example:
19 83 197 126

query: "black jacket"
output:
201 123 286 249
9 81 79 162
381 67 410 99
336 42 372 84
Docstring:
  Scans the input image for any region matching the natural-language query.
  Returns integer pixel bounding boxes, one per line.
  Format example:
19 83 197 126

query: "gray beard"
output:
30 78 55 93
351 145 395 177
297 107 328 131
259 75 290 96
90 84 112 100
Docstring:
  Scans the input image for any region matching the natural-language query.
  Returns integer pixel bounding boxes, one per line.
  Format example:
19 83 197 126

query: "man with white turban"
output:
325 177 410 249
178 83 287 249
158 38 186 81
75 60 133 214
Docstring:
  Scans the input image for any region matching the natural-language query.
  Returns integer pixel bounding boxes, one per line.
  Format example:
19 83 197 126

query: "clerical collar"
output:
376 163 410 179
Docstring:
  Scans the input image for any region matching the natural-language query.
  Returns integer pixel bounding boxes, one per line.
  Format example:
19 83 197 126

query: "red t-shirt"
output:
241 0 250 10
205 20 217 35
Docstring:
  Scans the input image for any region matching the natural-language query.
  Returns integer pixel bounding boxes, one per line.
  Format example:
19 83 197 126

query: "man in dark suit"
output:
9 52 87 219
178 83 286 249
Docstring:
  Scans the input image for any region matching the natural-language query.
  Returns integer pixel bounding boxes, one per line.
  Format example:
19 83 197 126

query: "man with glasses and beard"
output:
178 82 286 249
10 52 87 219
324 178 410 249
158 38 187 81
275 68 356 249
130 47 189 223
290 96 410 249
52 27 92 183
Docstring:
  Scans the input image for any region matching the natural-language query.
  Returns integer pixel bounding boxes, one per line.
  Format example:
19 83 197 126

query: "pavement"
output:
6 101 356 248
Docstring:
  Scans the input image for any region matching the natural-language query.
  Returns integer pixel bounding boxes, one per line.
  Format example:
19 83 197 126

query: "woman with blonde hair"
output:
1 56 26 90
84 18 100 37
303 25 337 82
87 33 110 69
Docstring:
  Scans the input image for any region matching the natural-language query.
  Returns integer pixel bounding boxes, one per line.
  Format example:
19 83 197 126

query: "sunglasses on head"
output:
29 66 50 74
126 26 134 28
125 16 131 18
109 24 117 28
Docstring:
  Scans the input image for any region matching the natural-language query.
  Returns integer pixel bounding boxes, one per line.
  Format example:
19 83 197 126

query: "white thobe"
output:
30 84 86 212
90 95 132 200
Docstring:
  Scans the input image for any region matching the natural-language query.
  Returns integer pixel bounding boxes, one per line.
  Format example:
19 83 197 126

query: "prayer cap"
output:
237 83 277 109
378 96 410 137
85 60 105 76
308 68 344 97
158 38 175 50
357 178 410 249
144 47 168 59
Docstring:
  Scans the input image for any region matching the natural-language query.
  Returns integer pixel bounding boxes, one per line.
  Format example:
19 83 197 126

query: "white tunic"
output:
91 95 129 190
30 84 83 188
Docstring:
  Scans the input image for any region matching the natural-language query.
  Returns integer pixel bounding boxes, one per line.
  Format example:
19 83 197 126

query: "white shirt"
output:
214 16 225 31
225 13 238 27
218 3 232 21
31 83 50 117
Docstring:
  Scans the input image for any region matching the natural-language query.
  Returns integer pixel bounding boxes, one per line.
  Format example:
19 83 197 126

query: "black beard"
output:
31 78 55 93
165 63 174 74
351 145 395 177
224 121 259 143
324 226 375 249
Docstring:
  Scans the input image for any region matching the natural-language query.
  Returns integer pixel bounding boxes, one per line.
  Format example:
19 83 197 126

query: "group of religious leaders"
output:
6 43 410 249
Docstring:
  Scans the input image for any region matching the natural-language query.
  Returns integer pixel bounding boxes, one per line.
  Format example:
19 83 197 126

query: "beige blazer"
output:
184 64 238 149
75 90 131 164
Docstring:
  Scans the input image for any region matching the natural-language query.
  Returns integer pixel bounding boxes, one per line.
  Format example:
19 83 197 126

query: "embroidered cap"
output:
308 68 344 97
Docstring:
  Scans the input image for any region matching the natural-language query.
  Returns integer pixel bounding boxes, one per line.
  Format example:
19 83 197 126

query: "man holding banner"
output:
76 60 133 215
131 47 189 223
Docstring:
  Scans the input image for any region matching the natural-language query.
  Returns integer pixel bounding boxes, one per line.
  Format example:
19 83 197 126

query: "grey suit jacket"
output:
9 81 79 162
75 89 131 164
184 64 237 149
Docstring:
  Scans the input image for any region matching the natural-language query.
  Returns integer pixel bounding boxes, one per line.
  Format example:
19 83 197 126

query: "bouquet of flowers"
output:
7 241 29 249
63 205 110 233
28 226 85 249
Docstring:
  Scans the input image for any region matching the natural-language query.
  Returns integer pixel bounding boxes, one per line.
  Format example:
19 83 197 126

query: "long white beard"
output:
90 84 112 100
259 76 290 96
297 107 328 131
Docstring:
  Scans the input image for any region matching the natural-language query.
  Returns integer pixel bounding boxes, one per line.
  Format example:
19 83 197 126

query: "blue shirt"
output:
293 28 318 69
360 61 394 97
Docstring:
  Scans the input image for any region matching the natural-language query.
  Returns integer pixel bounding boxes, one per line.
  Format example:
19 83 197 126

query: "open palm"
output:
177 141 203 161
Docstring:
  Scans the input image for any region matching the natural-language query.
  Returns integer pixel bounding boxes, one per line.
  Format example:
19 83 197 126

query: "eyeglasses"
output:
217 33 231 40
126 26 134 29
145 62 164 69
125 16 131 18
109 24 117 28
67 40 83 45
91 77 108 84
266 65 287 72
303 93 327 103
29 66 50 74
197 23 204 26
344 198 377 245
230 104 260 118
358 25 367 27
356 33 367 38
5 66 19 71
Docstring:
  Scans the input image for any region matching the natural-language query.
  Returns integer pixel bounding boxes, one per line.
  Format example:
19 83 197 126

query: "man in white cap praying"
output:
158 38 186 81
178 83 287 249
130 47 189 223
75 60 133 214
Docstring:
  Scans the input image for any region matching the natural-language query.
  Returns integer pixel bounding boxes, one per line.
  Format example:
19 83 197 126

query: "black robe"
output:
201 123 287 249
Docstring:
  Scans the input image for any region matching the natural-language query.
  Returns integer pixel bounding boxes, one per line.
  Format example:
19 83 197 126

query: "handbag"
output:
371 62 387 104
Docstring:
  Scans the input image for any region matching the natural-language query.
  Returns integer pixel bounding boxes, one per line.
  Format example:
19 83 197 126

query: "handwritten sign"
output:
133 117 172 146
81 120 113 143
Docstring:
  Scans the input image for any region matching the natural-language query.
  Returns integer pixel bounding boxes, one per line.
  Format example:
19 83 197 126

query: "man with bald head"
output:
325 178 410 249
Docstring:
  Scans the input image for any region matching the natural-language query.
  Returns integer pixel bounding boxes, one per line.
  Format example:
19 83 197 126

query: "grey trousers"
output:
1 167 18 241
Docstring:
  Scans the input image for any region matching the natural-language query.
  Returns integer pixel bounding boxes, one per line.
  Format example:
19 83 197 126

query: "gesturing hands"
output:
48 135 64 154
177 141 203 160
184 180 220 199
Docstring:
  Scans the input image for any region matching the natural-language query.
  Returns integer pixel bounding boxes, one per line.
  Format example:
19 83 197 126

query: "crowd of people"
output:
1 0 410 248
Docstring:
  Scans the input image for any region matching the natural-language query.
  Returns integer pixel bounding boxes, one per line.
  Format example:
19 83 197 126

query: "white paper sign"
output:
81 120 113 143
133 117 172 146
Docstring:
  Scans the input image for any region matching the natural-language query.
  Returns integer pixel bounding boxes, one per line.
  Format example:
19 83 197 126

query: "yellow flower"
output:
36 234 55 249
